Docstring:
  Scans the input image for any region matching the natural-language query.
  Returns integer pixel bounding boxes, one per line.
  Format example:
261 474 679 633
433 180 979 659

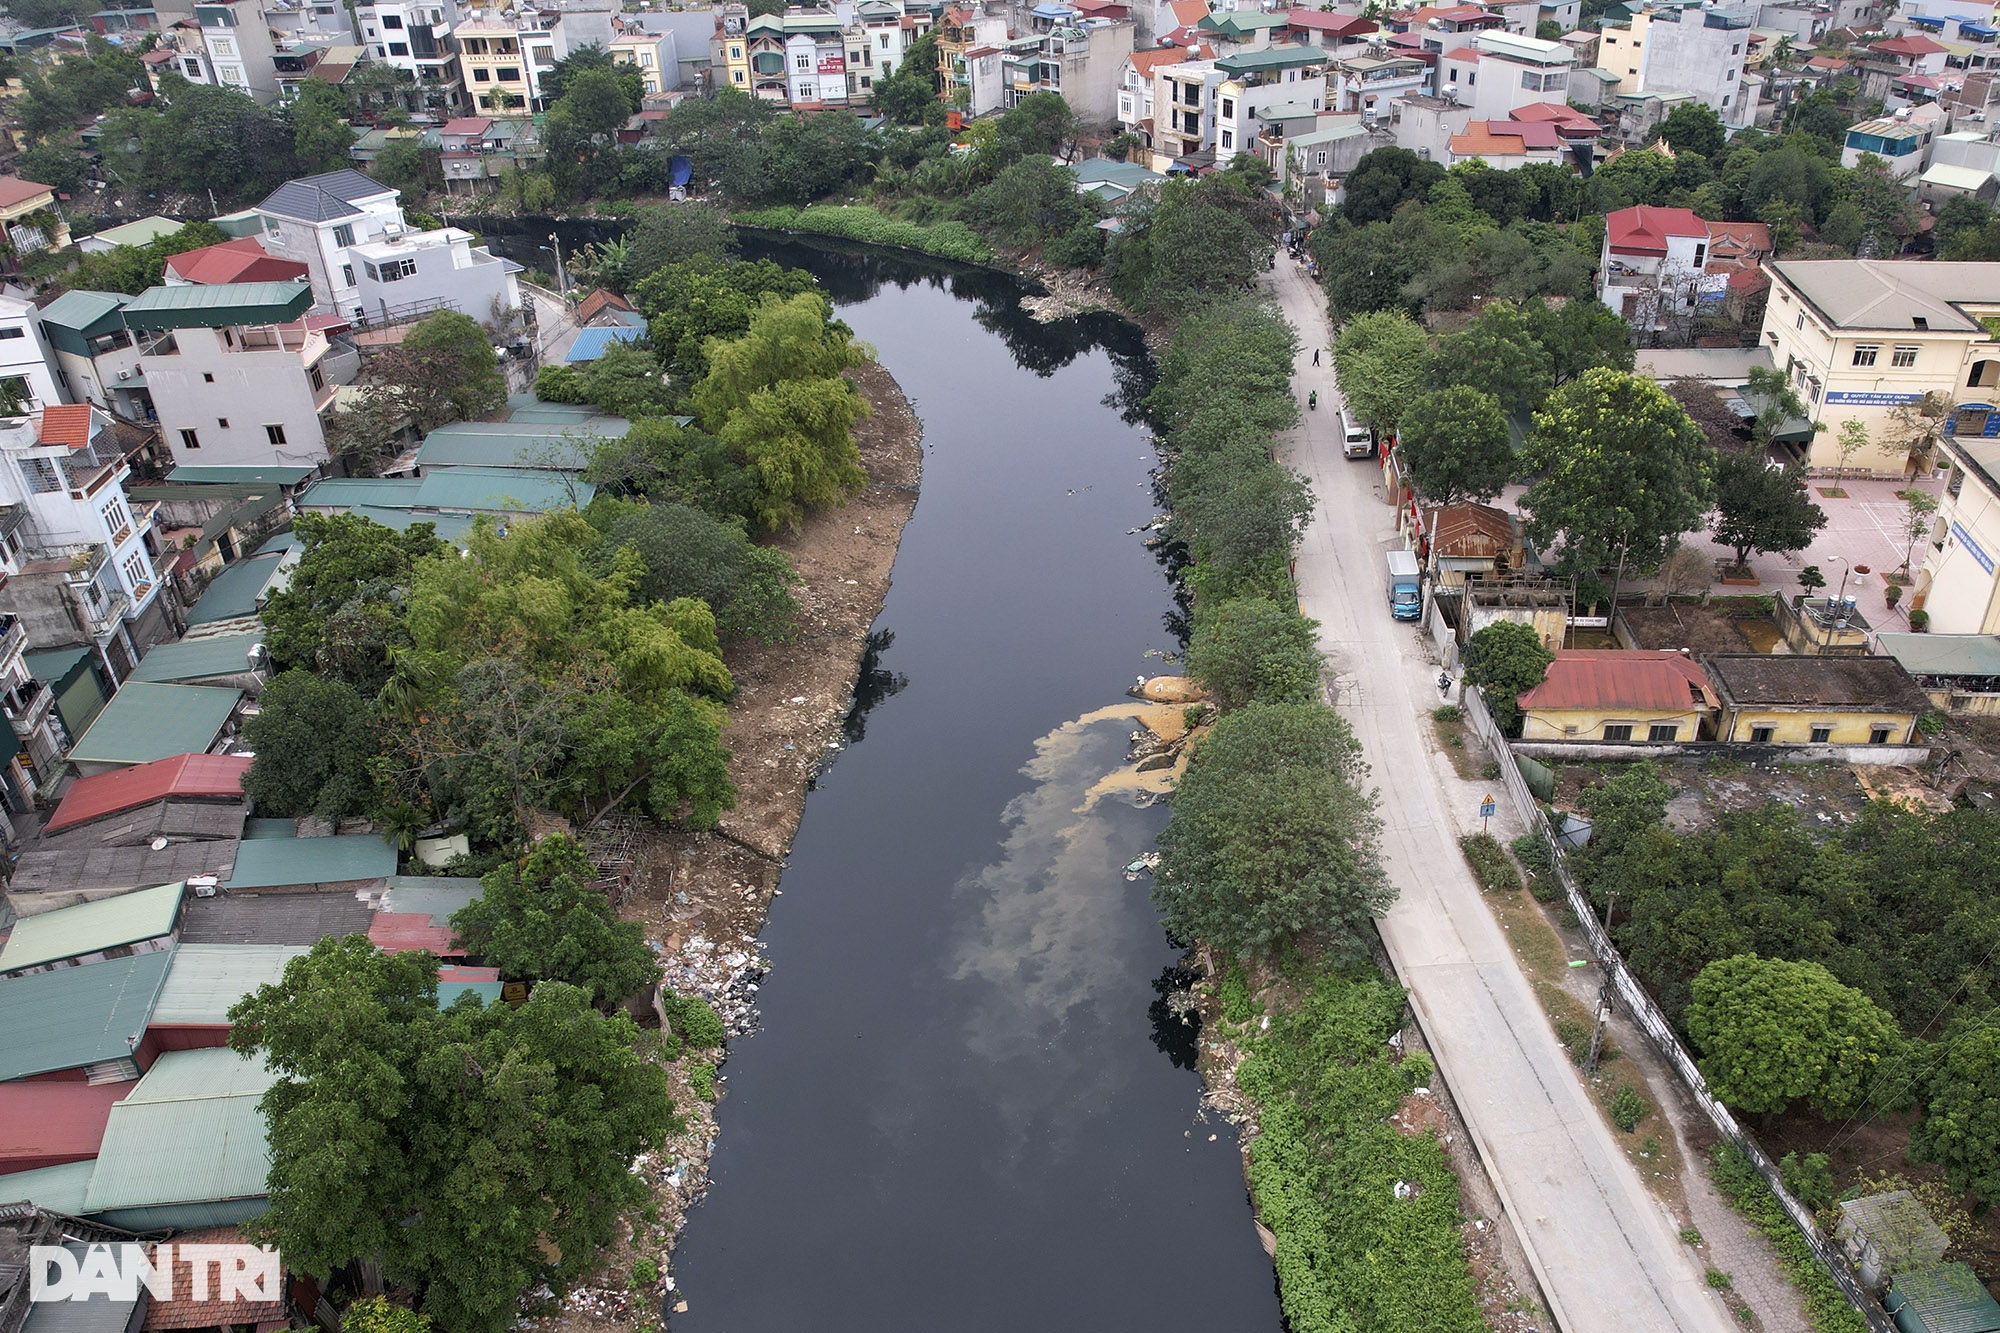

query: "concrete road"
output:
1264 253 1732 1333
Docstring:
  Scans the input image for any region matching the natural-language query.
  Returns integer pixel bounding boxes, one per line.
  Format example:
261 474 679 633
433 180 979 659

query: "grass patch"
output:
1430 711 1483 781
688 1061 718 1103
1241 970 1486 1333
1458 833 1522 893
732 204 995 263
1710 1144 1869 1333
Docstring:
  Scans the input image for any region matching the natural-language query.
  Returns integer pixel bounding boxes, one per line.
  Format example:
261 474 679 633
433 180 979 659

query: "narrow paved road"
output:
1265 254 1730 1333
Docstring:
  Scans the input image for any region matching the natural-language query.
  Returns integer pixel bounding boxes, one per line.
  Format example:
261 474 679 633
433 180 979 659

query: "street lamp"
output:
546 232 570 304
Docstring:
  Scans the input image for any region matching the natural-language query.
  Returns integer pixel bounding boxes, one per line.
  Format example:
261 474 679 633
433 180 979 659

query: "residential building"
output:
1704 653 1930 744
1148 58 1225 167
1211 45 1327 159
1599 204 1715 333
1281 9 1378 52
712 1 751 92
0 406 173 696
1427 501 1521 586
610 28 679 95
1196 6 1289 49
783 9 850 105
1918 129 2000 205
41 751 254 844
1758 259 2000 476
1275 119 1371 201
195 0 283 102
144 21 216 87
1922 434 2000 632
0 289 68 415
844 0 925 99
1394 3 1506 52
253 168 407 316
131 280 360 470
1444 102 1597 165
1117 46 1200 136
163 236 313 287
455 15 534 111
0 880 186 976
1595 0 1758 127
1857 30 1950 107
83 1046 276 1230
1514 649 1719 743
1841 115 1933 177
36 290 151 424
1435 32 1576 118
0 177 69 260
737 12 791 99
347 227 524 331
936 5 1009 105
356 0 468 112
1391 91 1476 158
76 217 181 255
999 18 1135 120
1332 49 1433 117
0 954 175 1086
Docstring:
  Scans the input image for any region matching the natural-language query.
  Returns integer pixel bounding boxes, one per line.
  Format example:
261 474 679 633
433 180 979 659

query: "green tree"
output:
586 417 761 523
342 1298 431 1333
1896 486 1940 577
1711 454 1826 572
1107 178 1273 321
15 140 86 195
1462 620 1553 734
1185 598 1323 710
1655 102 1725 158
261 513 447 687
544 341 674 420
717 376 871 532
1331 309 1431 433
1687 953 1901 1116
1911 1018 2000 1204
1154 702 1392 963
241 670 380 821
960 155 1094 248
388 311 508 429
597 500 799 641
1340 146 1447 225
287 80 358 175
228 939 674 1333
623 202 737 277
1169 445 1314 599
1523 298 1636 386
871 31 939 124
551 66 637 140
1396 386 1515 507
634 256 818 383
1520 369 1716 575
1577 760 1673 867
449 834 662 1006
1430 301 1555 417
538 44 643 106
755 110 875 204
373 137 442 193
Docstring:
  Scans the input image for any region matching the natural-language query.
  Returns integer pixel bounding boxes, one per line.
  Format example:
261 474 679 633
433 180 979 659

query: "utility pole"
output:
547 231 570 304
1584 977 1615 1077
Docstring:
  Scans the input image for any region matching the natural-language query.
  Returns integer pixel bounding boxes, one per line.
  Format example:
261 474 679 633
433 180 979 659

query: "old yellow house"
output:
1704 654 1930 744
1515 650 1719 743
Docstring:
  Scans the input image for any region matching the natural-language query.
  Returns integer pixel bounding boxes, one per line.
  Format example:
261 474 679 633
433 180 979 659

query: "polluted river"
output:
494 226 1285 1330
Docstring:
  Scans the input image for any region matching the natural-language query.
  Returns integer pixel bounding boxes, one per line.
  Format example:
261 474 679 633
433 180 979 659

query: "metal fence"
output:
1459 685 1896 1333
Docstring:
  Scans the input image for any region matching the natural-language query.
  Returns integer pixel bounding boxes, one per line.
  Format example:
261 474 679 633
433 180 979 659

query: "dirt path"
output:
527 359 923 1332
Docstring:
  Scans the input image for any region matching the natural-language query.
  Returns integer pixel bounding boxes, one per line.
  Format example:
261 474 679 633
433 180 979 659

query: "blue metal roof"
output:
564 326 644 363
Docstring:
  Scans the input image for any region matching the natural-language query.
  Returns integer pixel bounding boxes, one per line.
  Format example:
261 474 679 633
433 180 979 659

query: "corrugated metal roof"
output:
221 832 396 889
0 882 186 973
1516 650 1718 714
414 466 592 513
66 683 240 767
127 633 264 685
85 216 182 248
434 417 631 440
120 282 314 331
152 944 309 1025
164 464 316 486
350 507 477 544
1216 44 1325 71
296 478 424 510
1878 632 2000 678
19 1242 144 1333
23 644 92 684
368 912 458 954
37 288 127 333
415 430 597 470
47 752 251 831
0 1081 130 1169
564 326 644 363
185 552 284 626
1884 1260 2000 1333
0 952 172 1079
84 1048 276 1213
381 875 482 921
176 892 376 946
0 1160 95 1213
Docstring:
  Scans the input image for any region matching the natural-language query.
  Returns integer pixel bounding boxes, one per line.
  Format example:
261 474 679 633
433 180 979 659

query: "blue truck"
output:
1386 550 1422 621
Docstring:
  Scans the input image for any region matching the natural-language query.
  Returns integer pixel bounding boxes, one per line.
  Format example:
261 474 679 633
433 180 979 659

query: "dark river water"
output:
484 223 1283 1331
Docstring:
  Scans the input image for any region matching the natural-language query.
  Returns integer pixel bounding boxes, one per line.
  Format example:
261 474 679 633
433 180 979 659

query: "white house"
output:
347 227 524 331
355 0 470 114
0 290 68 416
253 169 409 318
1439 31 1575 119
1599 204 1716 332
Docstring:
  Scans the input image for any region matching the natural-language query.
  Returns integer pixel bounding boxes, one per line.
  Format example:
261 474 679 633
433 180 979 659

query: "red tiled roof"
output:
368 912 461 955
47 752 253 834
142 1229 286 1332
1897 71 1941 88
1168 0 1208 25
1285 8 1377 35
1452 124 1531 156
1517 650 1719 713
441 116 495 136
165 236 311 286
0 177 55 210
1443 46 1482 61
1606 203 1709 255
38 403 95 452
0 1080 130 1171
574 289 636 325
1871 33 1947 56
1130 45 1195 74
1726 266 1771 293
1705 218 1771 255
1509 100 1599 131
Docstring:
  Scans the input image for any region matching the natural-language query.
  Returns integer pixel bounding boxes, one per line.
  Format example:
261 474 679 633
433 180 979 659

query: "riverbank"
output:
523 358 923 1333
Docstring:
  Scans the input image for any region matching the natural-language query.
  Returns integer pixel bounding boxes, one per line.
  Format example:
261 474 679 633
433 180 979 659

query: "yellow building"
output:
1920 434 2000 632
610 33 671 96
454 19 532 113
713 2 751 90
1515 650 1719 743
0 176 69 254
1704 654 1929 744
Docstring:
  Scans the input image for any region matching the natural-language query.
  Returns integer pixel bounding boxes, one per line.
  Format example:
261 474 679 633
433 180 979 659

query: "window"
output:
473 66 491 80
1647 723 1678 742
121 550 150 591
1853 344 1879 366
1730 41 1740 53
733 69 744 82
184 58 203 75
180 428 201 450
1809 724 1833 743
730 45 743 57
1870 724 1893 744
1220 95 1234 116
332 223 355 247
389 41 408 54
1892 345 1918 367
0 327 21 341
265 423 287 445
498 66 520 81
20 457 60 493
342 264 354 287
1602 723 1634 741
1220 129 1233 148
376 257 417 282
217 417 229 428
1796 312 1805 330
383 12 402 25
100 498 129 536
1749 725 1774 743
309 365 325 392
795 53 811 69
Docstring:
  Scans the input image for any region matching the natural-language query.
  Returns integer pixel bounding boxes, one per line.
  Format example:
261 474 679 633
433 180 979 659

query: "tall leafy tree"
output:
394 311 508 428
871 32 939 124
1340 146 1446 225
229 939 674 1333
1154 702 1391 963
1654 102 1725 158
1687 953 1901 1116
1711 454 1826 572
287 80 357 175
635 257 818 382
1522 299 1635 386
1185 598 1323 711
623 203 737 278
241 670 381 821
1520 369 1715 575
449 835 662 1006
1912 1018 2000 1204
1331 309 1430 433
261 513 447 684
597 500 799 641
1430 301 1554 417
1396 386 1514 507
1462 621 1552 734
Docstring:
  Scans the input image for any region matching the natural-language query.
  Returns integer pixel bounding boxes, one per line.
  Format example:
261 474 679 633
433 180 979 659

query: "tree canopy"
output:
1463 621 1552 734
449 835 661 1006
1687 953 1901 1116
1332 310 1431 433
1395 387 1514 507
1711 454 1826 572
1185 598 1324 711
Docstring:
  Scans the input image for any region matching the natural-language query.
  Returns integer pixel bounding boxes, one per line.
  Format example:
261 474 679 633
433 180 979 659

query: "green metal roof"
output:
165 464 318 486
1202 10 1289 31
129 632 264 684
120 282 314 331
1885 1260 2000 1333
415 466 592 513
0 952 173 1079
186 551 285 627
0 1160 95 1213
349 506 477 544
381 875 482 921
37 289 128 334
242 817 298 839
221 831 397 890
438 979 502 1007
0 882 186 973
84 1048 276 1214
1878 632 2000 679
66 683 240 767
297 478 424 510
24 644 92 685
84 216 184 249
152 944 309 1025
1216 45 1327 74
415 428 598 470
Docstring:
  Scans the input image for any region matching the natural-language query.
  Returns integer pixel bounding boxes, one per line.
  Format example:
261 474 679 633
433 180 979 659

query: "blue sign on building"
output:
1825 391 1926 407
1951 520 1995 576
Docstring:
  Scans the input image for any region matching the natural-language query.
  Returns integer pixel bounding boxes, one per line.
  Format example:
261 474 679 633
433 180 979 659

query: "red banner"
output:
817 54 846 73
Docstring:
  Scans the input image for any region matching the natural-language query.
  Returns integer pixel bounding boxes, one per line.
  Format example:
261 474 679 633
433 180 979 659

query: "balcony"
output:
0 614 24 669
6 677 55 738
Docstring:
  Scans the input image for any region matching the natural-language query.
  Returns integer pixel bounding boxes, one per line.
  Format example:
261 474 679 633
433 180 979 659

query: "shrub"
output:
1711 1145 1869 1333
1433 704 1463 723
1554 1015 1591 1061
1459 833 1522 893
688 1061 717 1102
1509 833 1554 876
631 1257 659 1288
1481 759 1502 780
1611 1082 1647 1132
732 204 994 263
1218 960 1259 1025
1706 1268 1733 1291
1681 1227 1704 1245
664 991 726 1049
1909 608 1930 632
1779 1151 1834 1212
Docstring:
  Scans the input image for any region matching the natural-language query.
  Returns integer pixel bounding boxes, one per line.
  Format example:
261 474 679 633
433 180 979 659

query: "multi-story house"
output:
1001 17 1134 120
253 169 407 318
347 227 524 331
1760 260 2000 479
1598 204 1714 334
1596 0 1759 127
131 279 360 471
712 2 752 93
143 21 216 87
1211 45 1328 161
0 404 173 705
1281 10 1379 52
1117 46 1201 136
356 0 467 113
1843 115 1934 177
454 15 544 111
937 5 1008 105
1926 422 2000 632
610 29 679 96
784 11 850 105
196 0 283 102
847 0 929 98
1148 58 1224 167
37 291 151 424
1438 30 1573 118
0 177 69 264
0 290 68 417
1333 48 1433 116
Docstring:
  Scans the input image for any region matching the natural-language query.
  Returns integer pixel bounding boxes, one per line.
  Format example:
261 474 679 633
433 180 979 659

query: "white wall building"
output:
356 0 469 114
1599 204 1715 333
1596 0 1759 127
0 291 68 417
348 227 524 330
254 169 408 319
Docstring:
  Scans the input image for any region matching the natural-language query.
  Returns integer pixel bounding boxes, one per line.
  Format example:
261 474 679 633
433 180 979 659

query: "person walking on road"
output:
1312 348 1321 366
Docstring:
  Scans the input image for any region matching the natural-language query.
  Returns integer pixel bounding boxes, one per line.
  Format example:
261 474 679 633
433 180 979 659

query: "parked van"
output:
1386 550 1422 621
1340 410 1374 459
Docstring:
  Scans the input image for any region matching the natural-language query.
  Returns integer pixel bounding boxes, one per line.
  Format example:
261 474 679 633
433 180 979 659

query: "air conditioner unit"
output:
117 369 132 381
